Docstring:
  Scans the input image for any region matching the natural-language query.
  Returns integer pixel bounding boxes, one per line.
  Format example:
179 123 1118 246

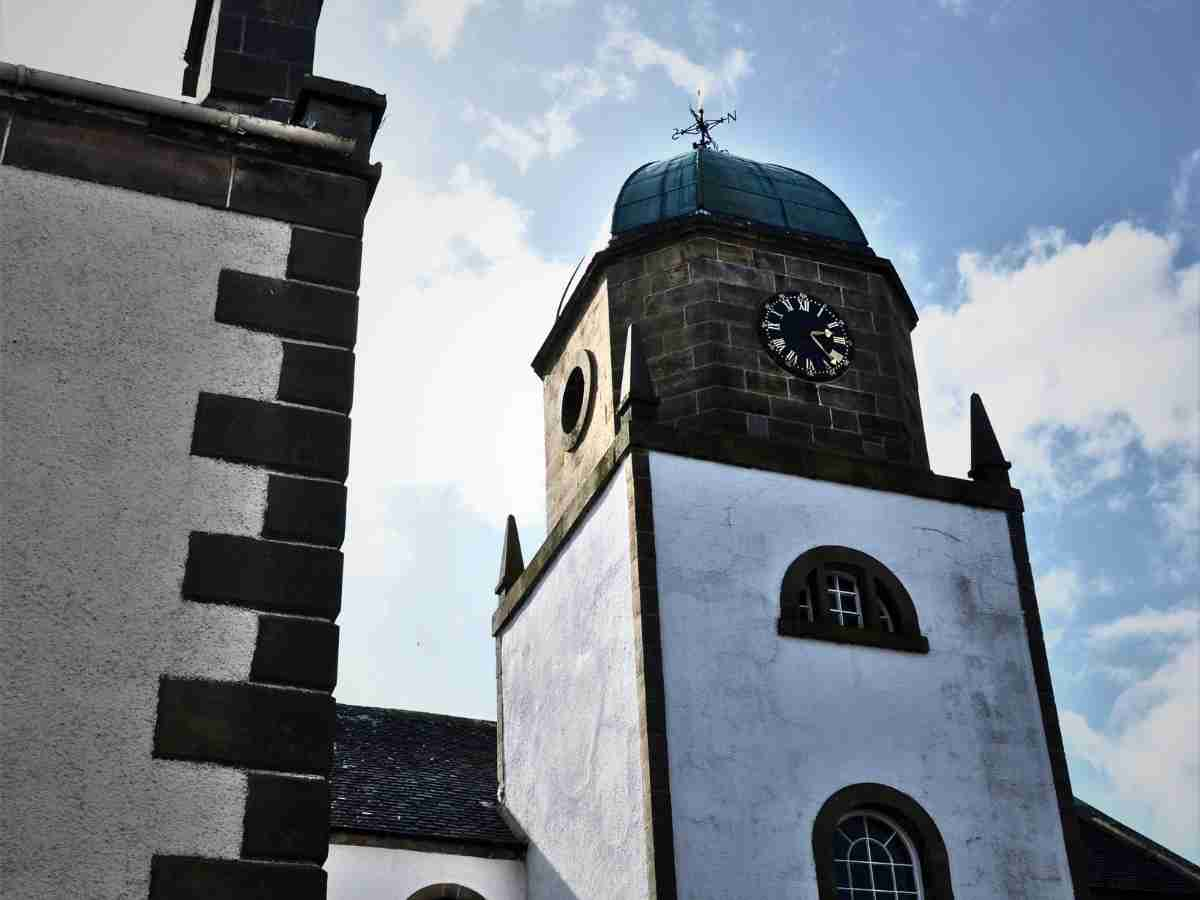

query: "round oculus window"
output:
561 367 585 435
559 349 596 452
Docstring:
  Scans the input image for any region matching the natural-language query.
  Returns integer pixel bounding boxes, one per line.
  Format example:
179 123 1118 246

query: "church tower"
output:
492 143 1091 899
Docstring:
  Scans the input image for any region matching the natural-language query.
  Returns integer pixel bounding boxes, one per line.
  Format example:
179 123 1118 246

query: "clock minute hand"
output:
809 330 831 357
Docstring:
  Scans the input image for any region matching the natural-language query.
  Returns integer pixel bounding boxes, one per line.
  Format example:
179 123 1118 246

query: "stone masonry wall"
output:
542 279 616 526
603 230 929 469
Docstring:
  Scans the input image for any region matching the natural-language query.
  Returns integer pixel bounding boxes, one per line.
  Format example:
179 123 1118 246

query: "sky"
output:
3 0 1198 866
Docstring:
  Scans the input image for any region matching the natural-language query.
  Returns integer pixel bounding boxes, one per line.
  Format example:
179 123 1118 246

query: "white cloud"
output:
1062 630 1199 861
1105 492 1133 512
474 5 751 171
464 64 633 172
915 222 1200 502
1036 565 1113 621
600 4 751 101
463 103 548 174
1149 463 1200 583
1086 606 1200 646
1034 562 1114 652
346 163 573 579
1170 147 1200 228
384 0 485 58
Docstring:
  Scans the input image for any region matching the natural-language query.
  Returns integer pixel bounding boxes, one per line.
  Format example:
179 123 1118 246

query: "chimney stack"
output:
182 0 324 119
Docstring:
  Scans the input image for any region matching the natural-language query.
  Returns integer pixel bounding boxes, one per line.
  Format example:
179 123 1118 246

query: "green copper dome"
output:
611 148 869 247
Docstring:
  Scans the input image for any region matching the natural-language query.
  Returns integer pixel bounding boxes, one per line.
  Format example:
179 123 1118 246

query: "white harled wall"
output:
0 168 292 898
648 451 1074 900
327 844 526 900
499 461 649 900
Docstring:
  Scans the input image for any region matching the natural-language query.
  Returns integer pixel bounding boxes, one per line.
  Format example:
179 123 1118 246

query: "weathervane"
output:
671 90 736 151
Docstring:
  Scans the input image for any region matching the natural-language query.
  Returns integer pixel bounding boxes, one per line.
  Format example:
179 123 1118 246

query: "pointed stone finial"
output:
968 393 1012 486
618 322 658 421
495 515 525 596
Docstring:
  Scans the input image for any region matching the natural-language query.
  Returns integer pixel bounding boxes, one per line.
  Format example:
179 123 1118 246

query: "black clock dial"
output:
758 291 855 382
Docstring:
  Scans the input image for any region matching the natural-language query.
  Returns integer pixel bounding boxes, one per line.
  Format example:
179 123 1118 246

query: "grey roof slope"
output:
1076 799 1200 895
331 704 521 848
331 704 1200 895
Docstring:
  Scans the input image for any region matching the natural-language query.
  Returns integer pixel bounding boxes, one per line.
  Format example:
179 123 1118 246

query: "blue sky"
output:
4 0 1197 865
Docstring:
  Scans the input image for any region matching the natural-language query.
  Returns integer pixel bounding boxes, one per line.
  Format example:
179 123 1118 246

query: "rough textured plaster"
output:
327 844 526 900
0 168 291 899
501 462 649 900
649 451 1073 900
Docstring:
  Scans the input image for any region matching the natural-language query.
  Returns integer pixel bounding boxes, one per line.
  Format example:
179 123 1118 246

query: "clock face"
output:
758 291 855 382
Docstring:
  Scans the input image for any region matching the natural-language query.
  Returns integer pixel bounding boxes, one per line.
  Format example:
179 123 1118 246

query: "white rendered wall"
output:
327 844 526 900
648 451 1074 900
500 461 649 900
0 168 291 899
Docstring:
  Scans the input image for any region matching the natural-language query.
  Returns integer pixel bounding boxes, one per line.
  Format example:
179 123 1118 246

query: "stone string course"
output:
605 235 930 468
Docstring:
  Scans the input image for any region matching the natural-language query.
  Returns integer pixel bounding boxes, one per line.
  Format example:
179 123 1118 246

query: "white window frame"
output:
833 810 925 899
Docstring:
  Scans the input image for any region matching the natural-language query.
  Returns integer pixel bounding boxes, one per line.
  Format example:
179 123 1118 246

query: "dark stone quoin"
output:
278 341 355 413
183 531 343 619
216 269 358 348
150 855 326 900
263 474 348 547
3 6 383 896
154 677 335 774
191 392 351 481
242 773 331 862
252 615 340 691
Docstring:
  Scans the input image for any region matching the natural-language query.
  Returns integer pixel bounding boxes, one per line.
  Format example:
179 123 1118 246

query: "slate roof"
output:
1077 799 1200 895
331 704 521 848
331 704 1200 895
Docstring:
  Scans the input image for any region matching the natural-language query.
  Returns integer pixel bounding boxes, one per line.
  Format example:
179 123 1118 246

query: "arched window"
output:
778 546 929 653
406 886 486 900
813 784 954 900
833 812 923 898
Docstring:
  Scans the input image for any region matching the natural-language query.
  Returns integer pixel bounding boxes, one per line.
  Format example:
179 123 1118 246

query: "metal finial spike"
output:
495 514 525 596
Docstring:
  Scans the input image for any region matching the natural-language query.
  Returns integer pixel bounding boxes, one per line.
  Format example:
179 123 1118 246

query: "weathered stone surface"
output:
242 774 330 862
252 615 339 691
818 262 869 292
539 226 931 489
